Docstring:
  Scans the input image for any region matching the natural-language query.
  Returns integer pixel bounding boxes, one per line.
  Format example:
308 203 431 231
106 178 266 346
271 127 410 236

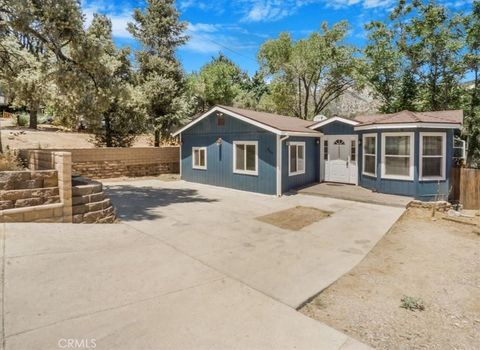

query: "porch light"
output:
216 138 223 145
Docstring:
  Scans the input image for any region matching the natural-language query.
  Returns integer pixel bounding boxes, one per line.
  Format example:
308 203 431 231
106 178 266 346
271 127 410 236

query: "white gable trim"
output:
309 116 359 130
172 106 283 136
354 123 462 131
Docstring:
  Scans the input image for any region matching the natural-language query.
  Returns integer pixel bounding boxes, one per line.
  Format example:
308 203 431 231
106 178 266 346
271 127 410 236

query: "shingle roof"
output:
218 105 319 134
354 110 463 125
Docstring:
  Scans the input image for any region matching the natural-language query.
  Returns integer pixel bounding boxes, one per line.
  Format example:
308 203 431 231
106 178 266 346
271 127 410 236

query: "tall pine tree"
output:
128 0 188 146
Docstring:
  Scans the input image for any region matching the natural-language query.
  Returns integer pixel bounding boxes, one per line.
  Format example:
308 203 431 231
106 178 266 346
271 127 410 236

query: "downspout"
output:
276 134 290 197
179 133 182 178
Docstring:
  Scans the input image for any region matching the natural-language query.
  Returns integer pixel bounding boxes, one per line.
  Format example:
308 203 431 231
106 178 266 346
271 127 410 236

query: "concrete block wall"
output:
20 147 180 179
0 170 60 209
72 177 116 223
0 151 72 223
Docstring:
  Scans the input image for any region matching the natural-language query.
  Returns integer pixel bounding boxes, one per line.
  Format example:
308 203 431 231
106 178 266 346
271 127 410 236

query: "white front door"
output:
323 136 357 184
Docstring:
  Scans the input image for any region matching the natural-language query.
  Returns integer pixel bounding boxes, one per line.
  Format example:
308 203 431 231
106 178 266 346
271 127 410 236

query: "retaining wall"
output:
21 147 180 179
0 151 72 223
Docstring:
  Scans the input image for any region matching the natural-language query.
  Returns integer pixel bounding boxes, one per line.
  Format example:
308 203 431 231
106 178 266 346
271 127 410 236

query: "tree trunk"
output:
0 118 3 154
104 115 113 147
154 129 160 147
29 109 38 129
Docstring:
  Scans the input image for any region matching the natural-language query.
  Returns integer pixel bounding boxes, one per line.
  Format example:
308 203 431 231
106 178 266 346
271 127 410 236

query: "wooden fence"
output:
451 167 480 209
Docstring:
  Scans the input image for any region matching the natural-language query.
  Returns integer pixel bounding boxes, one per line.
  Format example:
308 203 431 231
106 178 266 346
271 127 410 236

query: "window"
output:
363 134 377 176
192 147 207 170
233 141 258 175
289 142 306 176
453 137 466 161
351 140 356 162
381 132 414 180
420 132 446 180
323 140 329 160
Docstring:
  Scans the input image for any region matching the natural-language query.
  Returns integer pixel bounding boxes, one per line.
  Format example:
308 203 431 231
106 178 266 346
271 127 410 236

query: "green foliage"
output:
14 113 29 127
185 55 269 116
463 1 480 166
188 54 245 110
400 296 425 311
258 22 361 119
0 0 84 129
128 0 188 146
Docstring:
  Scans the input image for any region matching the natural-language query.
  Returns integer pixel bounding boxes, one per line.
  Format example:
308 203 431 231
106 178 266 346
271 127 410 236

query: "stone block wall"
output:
72 177 116 223
0 170 60 210
20 147 180 179
0 151 72 223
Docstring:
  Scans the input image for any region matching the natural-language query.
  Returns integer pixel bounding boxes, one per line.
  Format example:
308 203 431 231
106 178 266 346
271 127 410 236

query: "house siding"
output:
181 111 277 195
358 128 454 200
281 136 320 193
315 121 355 135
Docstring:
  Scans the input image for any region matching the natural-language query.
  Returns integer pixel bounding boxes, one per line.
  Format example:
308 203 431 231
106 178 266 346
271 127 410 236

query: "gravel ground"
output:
301 208 480 350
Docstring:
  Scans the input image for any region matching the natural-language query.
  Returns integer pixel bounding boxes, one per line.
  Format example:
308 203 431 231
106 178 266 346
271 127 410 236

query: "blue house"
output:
173 106 463 200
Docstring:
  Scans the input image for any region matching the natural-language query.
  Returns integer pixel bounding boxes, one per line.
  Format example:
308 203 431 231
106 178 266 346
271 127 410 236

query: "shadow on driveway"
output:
105 184 218 221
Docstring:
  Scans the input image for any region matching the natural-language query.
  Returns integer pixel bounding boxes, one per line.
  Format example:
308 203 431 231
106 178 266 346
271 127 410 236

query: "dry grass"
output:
256 206 332 231
300 208 480 349
0 150 24 171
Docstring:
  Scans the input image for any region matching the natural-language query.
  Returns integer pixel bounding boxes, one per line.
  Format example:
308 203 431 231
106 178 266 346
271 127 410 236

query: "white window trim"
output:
419 132 446 181
233 141 259 176
192 147 207 170
362 133 377 177
288 141 306 176
381 132 415 181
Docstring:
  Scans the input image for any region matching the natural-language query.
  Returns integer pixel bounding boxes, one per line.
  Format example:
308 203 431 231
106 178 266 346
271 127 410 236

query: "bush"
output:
14 113 29 127
0 150 24 171
400 296 425 311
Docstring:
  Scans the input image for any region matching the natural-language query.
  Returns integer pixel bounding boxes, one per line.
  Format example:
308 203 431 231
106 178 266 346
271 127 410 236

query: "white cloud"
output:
82 1 133 39
182 22 258 54
179 0 399 23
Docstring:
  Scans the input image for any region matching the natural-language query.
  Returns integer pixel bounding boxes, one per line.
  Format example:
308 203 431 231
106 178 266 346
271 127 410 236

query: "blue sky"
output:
82 0 473 75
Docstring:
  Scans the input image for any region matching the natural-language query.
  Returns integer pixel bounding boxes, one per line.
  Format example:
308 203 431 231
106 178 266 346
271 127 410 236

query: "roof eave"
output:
354 122 463 131
309 116 359 130
171 106 284 137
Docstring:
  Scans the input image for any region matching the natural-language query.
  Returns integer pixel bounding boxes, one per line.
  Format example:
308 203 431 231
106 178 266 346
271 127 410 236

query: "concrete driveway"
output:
105 180 404 308
1 179 404 350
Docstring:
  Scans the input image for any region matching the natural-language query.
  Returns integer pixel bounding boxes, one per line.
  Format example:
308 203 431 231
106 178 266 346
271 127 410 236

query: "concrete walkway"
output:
297 182 413 208
1 180 405 349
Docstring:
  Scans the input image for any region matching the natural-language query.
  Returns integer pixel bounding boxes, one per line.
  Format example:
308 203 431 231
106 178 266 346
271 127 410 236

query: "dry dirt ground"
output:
256 206 332 231
301 207 480 350
1 120 152 149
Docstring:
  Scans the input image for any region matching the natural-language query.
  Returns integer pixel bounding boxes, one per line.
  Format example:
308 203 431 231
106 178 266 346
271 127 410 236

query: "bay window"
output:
289 142 306 176
381 132 414 180
362 134 377 176
233 141 258 176
420 132 446 180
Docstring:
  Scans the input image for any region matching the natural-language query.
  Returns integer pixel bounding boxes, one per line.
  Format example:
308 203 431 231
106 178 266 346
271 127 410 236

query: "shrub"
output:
14 113 29 127
400 296 425 311
0 150 24 171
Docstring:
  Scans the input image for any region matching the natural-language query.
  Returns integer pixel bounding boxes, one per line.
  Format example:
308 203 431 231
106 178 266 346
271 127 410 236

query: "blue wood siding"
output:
282 136 320 192
315 121 355 135
358 128 454 200
181 111 277 195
